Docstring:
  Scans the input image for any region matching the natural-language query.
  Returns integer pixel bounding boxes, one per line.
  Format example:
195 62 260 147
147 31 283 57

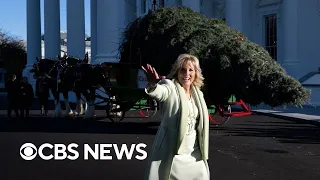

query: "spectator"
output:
6 74 20 119
20 77 34 119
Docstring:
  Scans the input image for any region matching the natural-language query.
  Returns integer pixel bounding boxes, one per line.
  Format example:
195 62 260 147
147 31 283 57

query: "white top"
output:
182 95 200 156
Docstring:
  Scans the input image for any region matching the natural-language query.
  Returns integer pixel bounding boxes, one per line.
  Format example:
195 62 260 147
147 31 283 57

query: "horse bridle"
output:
35 59 62 80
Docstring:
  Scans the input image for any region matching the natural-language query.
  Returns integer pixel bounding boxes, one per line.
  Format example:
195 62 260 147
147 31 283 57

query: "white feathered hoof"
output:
83 102 88 115
63 98 74 118
83 105 95 120
75 100 83 116
63 110 74 118
80 105 85 115
53 103 62 119
75 104 84 117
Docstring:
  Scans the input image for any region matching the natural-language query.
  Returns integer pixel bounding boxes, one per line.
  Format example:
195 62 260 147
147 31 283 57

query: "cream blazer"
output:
144 79 209 180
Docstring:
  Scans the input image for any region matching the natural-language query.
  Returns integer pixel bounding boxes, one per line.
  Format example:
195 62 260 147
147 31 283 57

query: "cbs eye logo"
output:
20 143 37 160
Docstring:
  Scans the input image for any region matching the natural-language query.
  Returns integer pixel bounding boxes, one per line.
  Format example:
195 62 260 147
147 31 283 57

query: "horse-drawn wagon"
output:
90 61 159 122
92 61 252 125
31 55 251 125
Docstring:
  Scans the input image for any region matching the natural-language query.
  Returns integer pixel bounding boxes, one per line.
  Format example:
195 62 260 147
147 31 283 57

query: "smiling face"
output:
177 60 196 89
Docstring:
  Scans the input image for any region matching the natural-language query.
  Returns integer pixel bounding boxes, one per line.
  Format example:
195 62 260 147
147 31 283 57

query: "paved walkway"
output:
251 105 320 125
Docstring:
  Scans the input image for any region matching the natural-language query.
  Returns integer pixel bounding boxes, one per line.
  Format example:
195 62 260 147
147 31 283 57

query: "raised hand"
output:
141 64 160 84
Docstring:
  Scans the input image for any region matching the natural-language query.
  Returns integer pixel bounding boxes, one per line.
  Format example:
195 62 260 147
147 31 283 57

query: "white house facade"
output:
25 0 320 105
39 32 92 60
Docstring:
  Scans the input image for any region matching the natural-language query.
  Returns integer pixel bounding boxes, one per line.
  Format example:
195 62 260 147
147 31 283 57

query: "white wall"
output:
296 0 320 106
251 0 280 48
250 0 298 78
250 0 320 80
201 0 215 18
41 42 91 60
296 0 320 78
229 0 320 105
165 0 182 7
241 0 252 39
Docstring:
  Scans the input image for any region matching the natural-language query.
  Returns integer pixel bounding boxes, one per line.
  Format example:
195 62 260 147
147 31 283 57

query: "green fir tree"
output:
119 7 310 107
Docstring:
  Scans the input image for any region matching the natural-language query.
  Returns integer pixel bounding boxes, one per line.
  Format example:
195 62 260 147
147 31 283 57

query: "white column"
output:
123 0 137 27
95 0 120 63
90 0 97 63
25 0 41 83
182 0 201 13
119 0 136 46
225 0 243 32
281 0 299 78
44 0 61 59
67 0 85 58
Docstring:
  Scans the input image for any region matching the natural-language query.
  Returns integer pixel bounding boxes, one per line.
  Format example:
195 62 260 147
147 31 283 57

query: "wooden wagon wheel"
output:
208 104 232 126
139 98 158 118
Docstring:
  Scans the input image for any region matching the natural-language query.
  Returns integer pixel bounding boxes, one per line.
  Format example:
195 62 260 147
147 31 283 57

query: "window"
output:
264 14 277 61
159 0 165 8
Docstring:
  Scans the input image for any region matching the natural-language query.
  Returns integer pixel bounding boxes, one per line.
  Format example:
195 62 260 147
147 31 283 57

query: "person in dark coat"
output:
20 77 34 119
36 77 49 115
6 74 20 119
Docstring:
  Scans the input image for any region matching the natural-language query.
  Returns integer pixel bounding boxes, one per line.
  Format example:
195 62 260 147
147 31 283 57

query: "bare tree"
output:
0 29 27 80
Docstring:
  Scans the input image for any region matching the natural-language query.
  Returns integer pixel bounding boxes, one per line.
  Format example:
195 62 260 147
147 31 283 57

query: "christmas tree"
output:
119 7 310 107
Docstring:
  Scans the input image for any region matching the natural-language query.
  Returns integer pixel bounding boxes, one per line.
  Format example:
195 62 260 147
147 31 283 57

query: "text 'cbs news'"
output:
20 143 148 161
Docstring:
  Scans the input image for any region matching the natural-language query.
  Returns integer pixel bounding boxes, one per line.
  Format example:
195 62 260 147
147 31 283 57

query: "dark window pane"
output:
264 14 277 61
159 0 165 7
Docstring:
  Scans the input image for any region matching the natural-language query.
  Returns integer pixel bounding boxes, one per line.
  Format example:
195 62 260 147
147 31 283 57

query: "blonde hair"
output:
167 54 204 88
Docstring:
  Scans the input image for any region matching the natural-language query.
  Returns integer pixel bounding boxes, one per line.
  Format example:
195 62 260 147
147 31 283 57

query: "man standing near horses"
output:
6 74 20 119
20 77 34 119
